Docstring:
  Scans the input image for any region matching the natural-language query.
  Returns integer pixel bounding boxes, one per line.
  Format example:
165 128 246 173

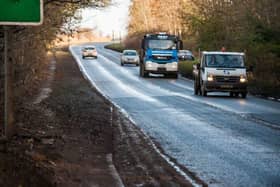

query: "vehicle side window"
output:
201 55 206 68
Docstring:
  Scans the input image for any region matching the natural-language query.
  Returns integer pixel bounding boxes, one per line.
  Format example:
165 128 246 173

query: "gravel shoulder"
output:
0 46 202 187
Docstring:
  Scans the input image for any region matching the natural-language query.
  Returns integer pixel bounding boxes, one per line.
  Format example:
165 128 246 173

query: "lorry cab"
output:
140 33 183 78
193 51 248 98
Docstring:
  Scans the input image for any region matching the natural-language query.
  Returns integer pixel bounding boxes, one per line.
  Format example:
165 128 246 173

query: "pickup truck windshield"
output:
206 54 245 68
148 40 176 50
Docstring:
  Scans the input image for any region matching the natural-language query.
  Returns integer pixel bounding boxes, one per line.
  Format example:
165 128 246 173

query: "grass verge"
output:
178 60 198 79
104 43 125 53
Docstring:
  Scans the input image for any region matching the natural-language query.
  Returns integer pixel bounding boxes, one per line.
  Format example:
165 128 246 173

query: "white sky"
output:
80 0 131 37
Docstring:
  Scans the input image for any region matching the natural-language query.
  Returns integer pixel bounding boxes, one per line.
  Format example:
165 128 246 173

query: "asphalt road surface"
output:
70 43 280 187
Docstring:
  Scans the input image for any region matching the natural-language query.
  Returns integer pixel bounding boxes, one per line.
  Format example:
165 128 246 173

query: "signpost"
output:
0 0 43 138
0 0 43 25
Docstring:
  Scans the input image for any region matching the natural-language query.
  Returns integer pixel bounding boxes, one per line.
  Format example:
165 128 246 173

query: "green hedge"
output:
178 60 198 79
104 43 125 53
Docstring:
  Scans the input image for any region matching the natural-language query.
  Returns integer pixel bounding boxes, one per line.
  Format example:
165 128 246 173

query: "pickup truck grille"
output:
215 76 240 83
152 55 172 61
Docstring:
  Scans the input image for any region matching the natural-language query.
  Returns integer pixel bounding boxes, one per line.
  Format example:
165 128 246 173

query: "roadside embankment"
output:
0 45 204 187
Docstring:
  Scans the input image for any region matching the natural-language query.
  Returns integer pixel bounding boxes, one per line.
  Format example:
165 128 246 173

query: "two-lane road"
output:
70 43 280 187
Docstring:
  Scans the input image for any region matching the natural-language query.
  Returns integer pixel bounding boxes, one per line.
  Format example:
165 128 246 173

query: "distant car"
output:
178 50 195 61
120 50 140 66
82 46 98 59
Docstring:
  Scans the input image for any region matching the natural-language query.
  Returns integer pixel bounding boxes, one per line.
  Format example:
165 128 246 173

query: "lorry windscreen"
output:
148 40 176 50
206 54 245 68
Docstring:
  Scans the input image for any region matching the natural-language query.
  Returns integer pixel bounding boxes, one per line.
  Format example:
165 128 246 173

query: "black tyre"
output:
201 83 207 96
194 79 199 95
140 63 145 77
230 92 239 97
166 73 178 79
241 92 247 98
173 73 178 79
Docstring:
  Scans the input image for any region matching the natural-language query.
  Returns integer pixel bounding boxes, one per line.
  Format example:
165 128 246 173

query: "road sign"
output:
0 0 43 26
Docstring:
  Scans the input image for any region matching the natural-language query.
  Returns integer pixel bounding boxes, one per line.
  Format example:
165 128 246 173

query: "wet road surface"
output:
70 43 280 187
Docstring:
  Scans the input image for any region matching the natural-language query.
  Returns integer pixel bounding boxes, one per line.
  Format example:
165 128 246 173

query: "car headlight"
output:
240 75 247 83
207 74 214 81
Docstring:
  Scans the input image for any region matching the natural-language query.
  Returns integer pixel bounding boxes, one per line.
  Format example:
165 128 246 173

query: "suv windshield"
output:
205 54 244 68
124 51 137 56
148 40 176 50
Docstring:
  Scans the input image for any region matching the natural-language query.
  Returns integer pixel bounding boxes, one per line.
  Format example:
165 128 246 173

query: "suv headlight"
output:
240 75 247 83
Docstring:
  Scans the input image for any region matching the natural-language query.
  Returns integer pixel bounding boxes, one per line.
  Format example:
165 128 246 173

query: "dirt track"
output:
0 46 201 187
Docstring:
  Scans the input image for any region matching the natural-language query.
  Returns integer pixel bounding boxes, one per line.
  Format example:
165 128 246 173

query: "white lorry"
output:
193 51 248 98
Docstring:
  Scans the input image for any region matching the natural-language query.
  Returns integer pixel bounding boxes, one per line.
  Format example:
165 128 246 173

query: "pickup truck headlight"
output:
240 75 247 83
207 74 214 81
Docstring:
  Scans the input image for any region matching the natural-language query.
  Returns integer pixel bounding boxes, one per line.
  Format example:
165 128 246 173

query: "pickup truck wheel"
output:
241 92 247 98
194 80 199 95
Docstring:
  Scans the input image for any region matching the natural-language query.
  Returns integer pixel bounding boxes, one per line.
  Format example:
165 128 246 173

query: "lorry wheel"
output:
241 92 247 98
168 73 178 79
139 64 143 77
173 74 178 79
230 92 237 97
140 64 148 77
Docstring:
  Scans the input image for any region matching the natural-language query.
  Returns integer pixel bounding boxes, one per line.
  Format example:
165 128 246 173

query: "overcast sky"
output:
80 0 131 37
